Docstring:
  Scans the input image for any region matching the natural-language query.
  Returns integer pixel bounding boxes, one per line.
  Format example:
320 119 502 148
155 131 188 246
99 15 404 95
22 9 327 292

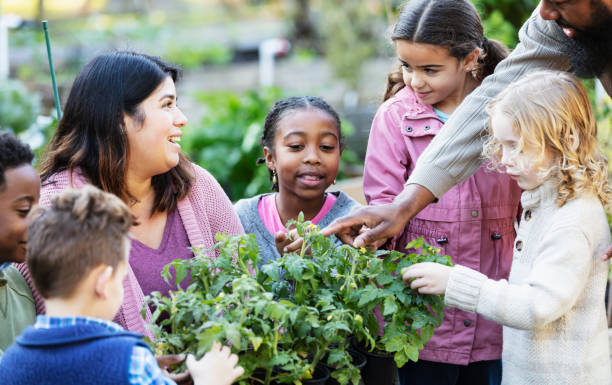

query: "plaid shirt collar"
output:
34 315 124 333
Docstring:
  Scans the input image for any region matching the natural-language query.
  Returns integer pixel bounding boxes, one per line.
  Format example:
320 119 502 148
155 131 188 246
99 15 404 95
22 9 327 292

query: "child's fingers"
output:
274 231 287 243
156 353 186 368
287 228 299 239
211 341 222 352
233 365 245 379
284 238 303 253
415 284 439 295
401 264 425 282
228 352 239 366
409 277 428 290
186 354 197 368
220 345 231 358
167 369 191 383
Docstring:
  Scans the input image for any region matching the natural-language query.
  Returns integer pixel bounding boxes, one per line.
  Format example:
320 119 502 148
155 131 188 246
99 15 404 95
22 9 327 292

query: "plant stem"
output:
237 247 251 275
265 367 272 385
299 236 308 259
239 307 248 326
273 322 279 351
346 251 357 295
201 274 210 293
312 346 325 369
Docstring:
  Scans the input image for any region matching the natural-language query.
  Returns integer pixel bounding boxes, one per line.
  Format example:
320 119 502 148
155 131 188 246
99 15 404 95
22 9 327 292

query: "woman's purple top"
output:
130 209 193 298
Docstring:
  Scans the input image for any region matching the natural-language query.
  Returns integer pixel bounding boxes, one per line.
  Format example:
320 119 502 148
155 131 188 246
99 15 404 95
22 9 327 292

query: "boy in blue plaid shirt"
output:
0 186 243 385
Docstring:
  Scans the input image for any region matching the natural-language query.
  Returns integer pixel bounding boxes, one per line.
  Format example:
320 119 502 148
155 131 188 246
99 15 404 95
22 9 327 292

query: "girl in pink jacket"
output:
363 1 521 384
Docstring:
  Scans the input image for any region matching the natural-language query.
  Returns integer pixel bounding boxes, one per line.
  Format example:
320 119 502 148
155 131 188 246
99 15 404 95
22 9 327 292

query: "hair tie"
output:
482 36 489 47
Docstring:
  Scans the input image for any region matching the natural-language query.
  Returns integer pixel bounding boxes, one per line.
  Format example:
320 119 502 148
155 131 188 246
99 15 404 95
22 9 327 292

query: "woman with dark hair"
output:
18 51 244 336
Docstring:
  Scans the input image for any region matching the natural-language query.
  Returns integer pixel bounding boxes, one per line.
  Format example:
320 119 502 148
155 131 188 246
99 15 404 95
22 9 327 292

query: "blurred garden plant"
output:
0 79 41 134
147 215 452 384
180 88 283 201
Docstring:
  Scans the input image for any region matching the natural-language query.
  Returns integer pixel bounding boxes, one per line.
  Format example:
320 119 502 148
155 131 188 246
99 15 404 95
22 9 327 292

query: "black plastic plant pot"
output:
352 343 398 385
326 349 367 385
302 364 331 385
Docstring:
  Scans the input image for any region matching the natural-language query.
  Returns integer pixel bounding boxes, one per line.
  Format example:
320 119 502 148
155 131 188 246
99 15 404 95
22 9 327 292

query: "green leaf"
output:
376 271 394 285
327 349 346 365
382 296 399 316
384 336 405 353
251 336 263 351
420 325 434 343
404 344 419 363
357 286 380 307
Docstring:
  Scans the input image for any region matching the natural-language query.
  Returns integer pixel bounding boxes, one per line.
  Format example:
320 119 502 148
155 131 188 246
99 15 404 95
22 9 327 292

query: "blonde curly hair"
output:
483 71 611 209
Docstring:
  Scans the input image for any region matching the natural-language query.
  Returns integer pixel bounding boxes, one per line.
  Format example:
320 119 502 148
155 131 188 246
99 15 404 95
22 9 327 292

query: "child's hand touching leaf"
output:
274 229 303 255
187 342 244 385
156 354 190 384
402 262 452 295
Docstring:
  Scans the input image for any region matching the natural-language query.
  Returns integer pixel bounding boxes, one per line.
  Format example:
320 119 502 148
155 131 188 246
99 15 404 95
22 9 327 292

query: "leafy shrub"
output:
147 215 452 384
165 44 233 69
0 79 41 134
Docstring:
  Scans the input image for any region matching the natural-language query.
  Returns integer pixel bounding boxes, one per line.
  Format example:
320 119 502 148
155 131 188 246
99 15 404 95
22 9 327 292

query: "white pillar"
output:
0 13 20 81
259 38 290 87
0 13 8 80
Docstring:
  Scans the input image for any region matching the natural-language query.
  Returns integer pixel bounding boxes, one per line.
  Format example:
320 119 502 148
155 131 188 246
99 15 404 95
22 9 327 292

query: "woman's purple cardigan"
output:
17 164 244 338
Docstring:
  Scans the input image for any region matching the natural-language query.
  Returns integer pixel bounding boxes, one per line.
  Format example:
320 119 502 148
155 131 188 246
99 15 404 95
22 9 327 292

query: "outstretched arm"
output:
405 224 601 330
323 8 571 247
321 184 435 248
408 7 570 198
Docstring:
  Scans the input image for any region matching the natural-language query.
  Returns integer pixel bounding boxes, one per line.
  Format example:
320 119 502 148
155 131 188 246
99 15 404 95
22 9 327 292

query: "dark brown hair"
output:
27 185 133 299
39 51 194 214
0 131 34 191
383 0 508 101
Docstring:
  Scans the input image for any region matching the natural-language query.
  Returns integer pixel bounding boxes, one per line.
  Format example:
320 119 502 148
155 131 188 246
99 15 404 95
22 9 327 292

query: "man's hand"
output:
187 342 244 385
321 184 435 249
156 354 191 385
320 203 401 248
401 262 451 296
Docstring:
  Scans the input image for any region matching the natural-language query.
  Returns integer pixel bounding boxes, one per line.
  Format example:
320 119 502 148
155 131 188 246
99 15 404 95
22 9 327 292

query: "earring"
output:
333 178 337 185
272 169 277 185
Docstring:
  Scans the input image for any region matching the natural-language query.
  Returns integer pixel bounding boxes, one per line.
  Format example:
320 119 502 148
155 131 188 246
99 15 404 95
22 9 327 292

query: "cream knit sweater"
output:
445 180 611 385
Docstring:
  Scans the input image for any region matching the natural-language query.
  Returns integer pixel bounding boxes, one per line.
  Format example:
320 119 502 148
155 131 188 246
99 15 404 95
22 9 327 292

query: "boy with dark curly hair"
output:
0 131 40 356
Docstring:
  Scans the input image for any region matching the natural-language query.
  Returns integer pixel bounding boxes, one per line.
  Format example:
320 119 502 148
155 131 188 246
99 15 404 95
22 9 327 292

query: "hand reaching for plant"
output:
274 229 303 255
358 225 387 251
402 262 452 295
187 342 244 385
156 354 191 384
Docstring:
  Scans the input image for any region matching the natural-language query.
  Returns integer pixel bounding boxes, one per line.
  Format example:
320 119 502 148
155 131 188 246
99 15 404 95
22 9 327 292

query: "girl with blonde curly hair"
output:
403 71 612 385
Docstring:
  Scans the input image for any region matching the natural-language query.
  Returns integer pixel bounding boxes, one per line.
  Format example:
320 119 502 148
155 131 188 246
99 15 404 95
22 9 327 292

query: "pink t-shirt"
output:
258 193 337 234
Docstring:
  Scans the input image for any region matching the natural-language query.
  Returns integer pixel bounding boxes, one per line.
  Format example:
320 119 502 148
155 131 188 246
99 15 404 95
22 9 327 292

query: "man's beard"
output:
558 1 612 78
